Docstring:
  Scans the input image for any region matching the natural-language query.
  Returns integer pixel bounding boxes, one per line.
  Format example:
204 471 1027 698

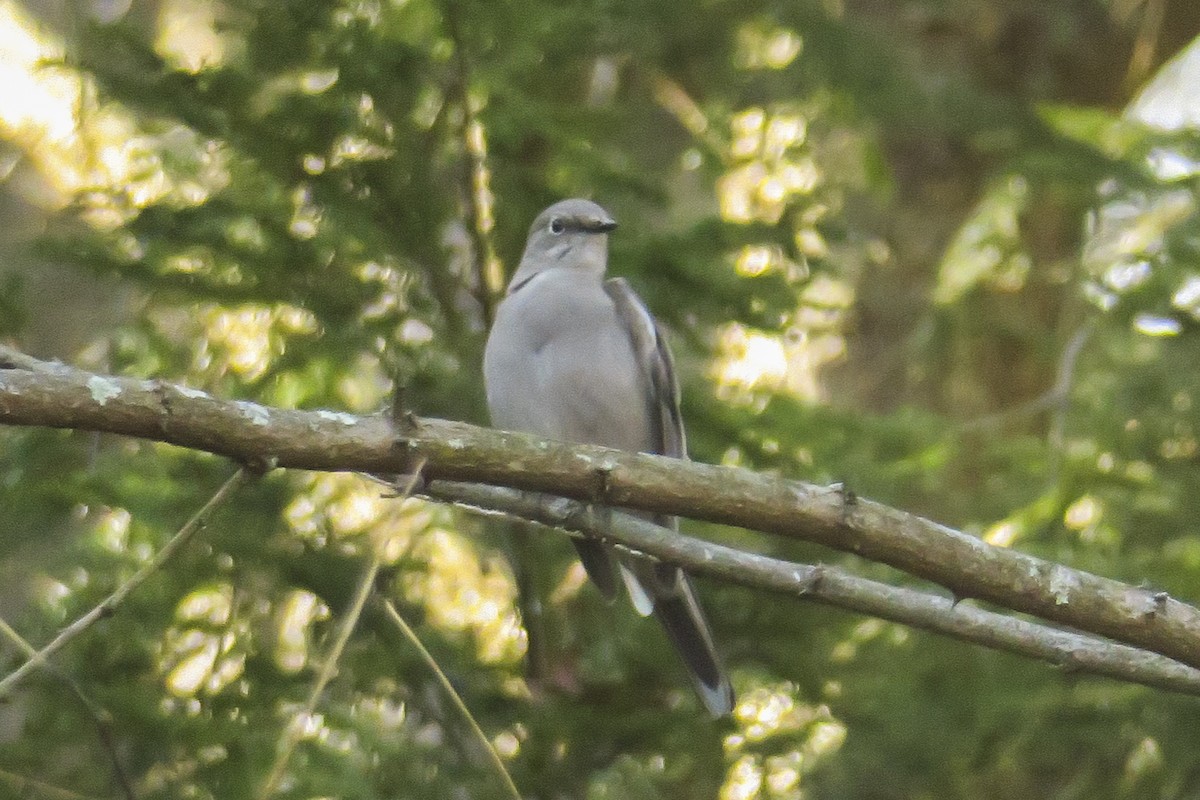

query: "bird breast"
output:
484 270 654 453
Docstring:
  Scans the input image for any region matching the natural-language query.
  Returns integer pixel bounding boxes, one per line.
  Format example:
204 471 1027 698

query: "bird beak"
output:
585 216 618 233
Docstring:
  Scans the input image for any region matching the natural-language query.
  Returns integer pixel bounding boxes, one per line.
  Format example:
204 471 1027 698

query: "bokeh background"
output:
2 0 1200 797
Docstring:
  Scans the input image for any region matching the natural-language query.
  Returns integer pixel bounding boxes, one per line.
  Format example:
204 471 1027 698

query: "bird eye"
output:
549 218 565 234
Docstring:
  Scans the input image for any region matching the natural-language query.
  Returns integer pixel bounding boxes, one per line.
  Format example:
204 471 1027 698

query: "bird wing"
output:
604 278 733 717
603 278 687 461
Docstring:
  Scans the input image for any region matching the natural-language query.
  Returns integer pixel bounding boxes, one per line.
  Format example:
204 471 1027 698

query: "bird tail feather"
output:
572 538 620 602
652 576 735 717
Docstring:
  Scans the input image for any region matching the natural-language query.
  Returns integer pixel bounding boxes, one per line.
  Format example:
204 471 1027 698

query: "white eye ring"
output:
549 218 565 234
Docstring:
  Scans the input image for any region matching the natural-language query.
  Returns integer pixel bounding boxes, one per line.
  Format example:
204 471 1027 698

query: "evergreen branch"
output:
256 467 425 800
0 466 248 698
0 767 112 800
0 617 138 800
379 598 523 800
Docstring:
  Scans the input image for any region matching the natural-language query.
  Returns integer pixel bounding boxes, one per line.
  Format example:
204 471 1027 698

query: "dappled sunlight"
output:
721 682 846 800
198 304 318 383
283 472 523 666
272 589 329 675
936 175 1032 303
492 727 521 759
159 582 249 697
160 300 392 409
1132 313 1182 337
0 2 231 223
204 306 279 380
1124 737 1164 786
735 23 803 71
718 107 817 226
1084 186 1195 308
156 0 231 73
1080 35 1200 336
1064 494 1102 532
92 506 132 553
714 323 789 399
285 473 432 558
289 184 323 240
829 618 903 663
402 529 524 666
269 705 377 772
984 520 1022 547
713 311 848 404
712 77 857 404
0 1 83 205
1062 494 1123 546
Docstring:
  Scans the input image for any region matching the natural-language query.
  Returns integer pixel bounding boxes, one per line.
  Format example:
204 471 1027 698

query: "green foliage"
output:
2 0 1200 798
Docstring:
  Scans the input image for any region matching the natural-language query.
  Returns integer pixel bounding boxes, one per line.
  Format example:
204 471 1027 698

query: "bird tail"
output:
571 538 620 602
652 573 735 718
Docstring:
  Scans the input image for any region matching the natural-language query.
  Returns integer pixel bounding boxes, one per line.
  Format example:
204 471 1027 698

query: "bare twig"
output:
444 0 503 324
0 468 249 699
422 480 1200 697
957 322 1094 434
1046 322 1095 482
4 349 1200 677
0 767 111 800
0 617 137 800
645 67 727 161
256 466 425 800
1123 0 1166 92
379 598 522 800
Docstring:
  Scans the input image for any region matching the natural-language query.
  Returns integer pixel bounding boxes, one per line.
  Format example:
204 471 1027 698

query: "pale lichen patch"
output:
235 401 271 426
87 376 121 406
1048 565 1078 605
177 386 210 400
316 410 358 426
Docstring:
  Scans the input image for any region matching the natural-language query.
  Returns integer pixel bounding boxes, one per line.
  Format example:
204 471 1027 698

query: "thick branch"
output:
2 347 1200 674
423 481 1200 695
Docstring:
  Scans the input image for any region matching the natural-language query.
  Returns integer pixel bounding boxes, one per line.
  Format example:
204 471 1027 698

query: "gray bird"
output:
483 198 734 717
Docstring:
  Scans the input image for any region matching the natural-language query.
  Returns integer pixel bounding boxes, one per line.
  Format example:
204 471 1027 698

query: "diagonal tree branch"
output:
378 597 523 800
0 464 249 698
2 346 1200 678
256 467 437 799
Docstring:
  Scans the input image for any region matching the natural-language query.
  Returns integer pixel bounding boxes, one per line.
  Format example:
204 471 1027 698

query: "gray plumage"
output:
483 198 734 717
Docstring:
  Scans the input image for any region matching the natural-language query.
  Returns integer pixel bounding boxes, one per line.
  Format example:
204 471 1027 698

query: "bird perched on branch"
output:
483 198 734 717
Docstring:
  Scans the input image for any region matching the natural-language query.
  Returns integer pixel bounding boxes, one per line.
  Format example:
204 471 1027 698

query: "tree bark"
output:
2 345 1200 677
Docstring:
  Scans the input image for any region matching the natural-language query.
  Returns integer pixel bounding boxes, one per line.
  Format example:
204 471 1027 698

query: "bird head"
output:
512 199 618 287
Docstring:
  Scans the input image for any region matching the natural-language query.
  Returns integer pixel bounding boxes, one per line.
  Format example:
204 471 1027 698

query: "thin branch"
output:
1123 0 1166 92
256 467 425 800
643 67 728 162
0 467 249 699
0 617 137 800
378 597 522 800
0 766 114 800
957 322 1094 434
3 349 1200 677
1046 322 1095 483
444 0 503 325
422 480 1200 696
256 563 380 798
